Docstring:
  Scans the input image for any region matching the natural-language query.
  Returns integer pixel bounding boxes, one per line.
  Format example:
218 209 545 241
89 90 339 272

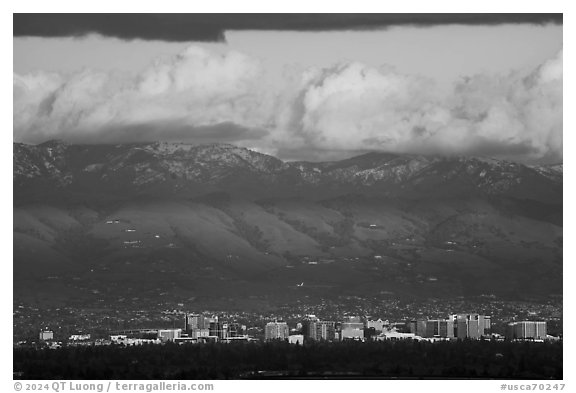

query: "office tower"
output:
265 321 290 341
302 316 336 341
450 314 490 339
438 320 455 338
315 321 336 341
409 320 429 337
506 321 547 340
209 321 228 339
184 313 208 331
410 319 454 338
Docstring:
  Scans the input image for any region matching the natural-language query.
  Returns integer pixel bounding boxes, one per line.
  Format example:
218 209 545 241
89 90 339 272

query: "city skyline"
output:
12 11 564 382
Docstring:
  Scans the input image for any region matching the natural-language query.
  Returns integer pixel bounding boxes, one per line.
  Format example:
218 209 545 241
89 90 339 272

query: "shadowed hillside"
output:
13 142 562 304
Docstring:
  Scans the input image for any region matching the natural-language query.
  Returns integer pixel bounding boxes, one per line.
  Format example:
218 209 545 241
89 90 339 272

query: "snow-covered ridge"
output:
13 141 563 195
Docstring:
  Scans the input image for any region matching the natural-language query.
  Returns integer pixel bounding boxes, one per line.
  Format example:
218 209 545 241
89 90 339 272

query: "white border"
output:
4 2 571 391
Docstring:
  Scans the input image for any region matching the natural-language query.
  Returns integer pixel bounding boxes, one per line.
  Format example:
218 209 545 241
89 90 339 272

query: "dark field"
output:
14 340 562 380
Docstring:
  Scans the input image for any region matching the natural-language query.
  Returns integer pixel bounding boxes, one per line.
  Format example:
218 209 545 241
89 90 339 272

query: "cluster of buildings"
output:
263 314 550 343
34 314 551 347
174 314 253 343
264 314 492 343
407 314 491 340
107 315 257 345
506 321 547 341
110 335 161 346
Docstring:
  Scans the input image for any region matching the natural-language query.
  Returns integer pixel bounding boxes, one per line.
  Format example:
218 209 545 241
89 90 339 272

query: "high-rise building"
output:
450 314 490 339
483 315 491 331
302 315 318 340
506 321 547 340
265 321 290 341
302 316 336 341
409 319 454 338
315 321 336 341
209 321 228 339
184 314 208 331
425 321 436 338
437 320 455 338
409 320 429 337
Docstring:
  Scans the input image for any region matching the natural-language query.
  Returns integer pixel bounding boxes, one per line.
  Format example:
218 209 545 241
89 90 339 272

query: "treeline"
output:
14 339 562 379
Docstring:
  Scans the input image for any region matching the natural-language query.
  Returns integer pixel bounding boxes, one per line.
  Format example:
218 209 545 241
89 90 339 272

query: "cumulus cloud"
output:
272 63 450 151
14 46 273 145
13 45 562 163
270 50 562 163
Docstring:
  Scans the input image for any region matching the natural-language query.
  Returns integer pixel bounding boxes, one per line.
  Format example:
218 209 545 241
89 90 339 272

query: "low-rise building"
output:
288 334 304 345
110 335 127 344
366 319 388 333
377 329 418 341
69 334 91 341
39 330 54 341
189 328 210 339
157 329 182 342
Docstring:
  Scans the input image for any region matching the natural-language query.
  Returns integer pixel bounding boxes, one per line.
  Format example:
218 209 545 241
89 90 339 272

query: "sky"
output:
13 14 563 163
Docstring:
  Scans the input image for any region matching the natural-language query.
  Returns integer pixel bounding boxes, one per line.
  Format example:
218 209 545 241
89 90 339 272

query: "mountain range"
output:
13 141 563 307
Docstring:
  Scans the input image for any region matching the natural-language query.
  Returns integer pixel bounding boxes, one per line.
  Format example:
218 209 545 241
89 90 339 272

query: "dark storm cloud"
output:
14 14 563 42
26 121 269 146
95 121 269 145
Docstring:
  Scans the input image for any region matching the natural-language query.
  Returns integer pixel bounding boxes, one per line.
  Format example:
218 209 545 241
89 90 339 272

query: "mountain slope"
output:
14 141 562 204
13 142 562 304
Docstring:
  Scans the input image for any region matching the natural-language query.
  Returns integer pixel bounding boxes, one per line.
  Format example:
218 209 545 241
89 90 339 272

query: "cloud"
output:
14 14 562 42
273 62 449 151
13 45 563 164
270 50 563 163
14 46 273 145
448 49 563 161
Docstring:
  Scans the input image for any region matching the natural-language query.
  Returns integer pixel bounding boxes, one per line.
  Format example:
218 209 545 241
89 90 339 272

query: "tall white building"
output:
265 321 290 341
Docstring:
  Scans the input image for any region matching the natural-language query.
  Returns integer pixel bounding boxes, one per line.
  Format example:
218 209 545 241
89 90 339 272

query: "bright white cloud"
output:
13 45 563 163
14 46 272 143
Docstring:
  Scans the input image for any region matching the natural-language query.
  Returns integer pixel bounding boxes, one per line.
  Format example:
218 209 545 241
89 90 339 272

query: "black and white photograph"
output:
9 8 567 386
